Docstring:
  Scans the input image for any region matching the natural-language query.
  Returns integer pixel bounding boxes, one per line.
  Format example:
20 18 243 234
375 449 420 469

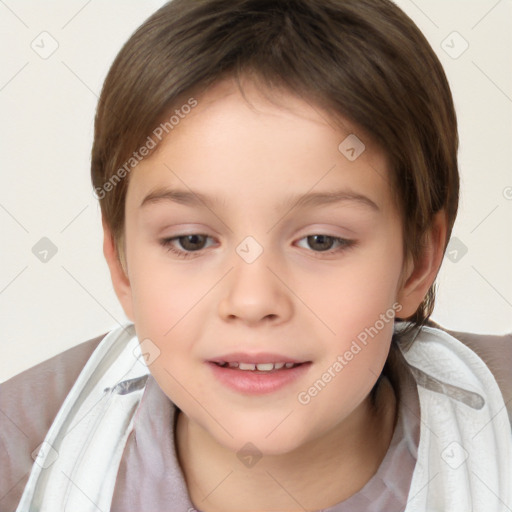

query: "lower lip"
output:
207 362 311 395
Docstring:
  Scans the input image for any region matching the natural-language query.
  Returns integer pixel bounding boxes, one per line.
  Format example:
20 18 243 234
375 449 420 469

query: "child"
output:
1 0 511 511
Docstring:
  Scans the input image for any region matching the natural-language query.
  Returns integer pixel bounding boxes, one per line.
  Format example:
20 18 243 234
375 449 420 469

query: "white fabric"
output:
16 323 150 512
16 323 512 512
400 325 512 511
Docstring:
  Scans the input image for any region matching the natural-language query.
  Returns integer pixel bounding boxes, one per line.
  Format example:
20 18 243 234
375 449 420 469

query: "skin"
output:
103 77 447 511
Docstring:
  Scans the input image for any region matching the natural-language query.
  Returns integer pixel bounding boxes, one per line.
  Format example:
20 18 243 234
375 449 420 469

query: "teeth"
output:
256 363 274 371
238 362 256 370
218 361 298 371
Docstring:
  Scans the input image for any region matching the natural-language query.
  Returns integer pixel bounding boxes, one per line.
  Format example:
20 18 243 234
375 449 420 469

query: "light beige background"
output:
1 0 511 382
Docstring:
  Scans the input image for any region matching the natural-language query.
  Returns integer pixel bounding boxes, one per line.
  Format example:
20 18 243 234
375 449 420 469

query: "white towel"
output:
400 324 512 511
16 323 150 512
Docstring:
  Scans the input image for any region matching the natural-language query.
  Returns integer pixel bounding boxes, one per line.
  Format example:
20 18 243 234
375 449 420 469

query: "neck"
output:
176 378 397 512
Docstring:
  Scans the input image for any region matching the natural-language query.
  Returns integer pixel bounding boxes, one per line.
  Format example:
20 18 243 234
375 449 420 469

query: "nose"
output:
218 252 294 326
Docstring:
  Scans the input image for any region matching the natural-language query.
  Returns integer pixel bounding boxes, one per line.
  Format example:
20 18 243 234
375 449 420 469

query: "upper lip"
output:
208 352 308 364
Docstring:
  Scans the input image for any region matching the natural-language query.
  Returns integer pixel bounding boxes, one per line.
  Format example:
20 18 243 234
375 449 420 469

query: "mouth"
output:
207 355 311 395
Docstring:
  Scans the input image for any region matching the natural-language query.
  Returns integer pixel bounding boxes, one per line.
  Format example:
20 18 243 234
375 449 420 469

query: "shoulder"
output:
0 332 106 511
427 320 512 424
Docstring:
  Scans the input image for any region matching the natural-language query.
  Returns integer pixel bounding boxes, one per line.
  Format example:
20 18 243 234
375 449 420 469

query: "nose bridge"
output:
218 237 293 324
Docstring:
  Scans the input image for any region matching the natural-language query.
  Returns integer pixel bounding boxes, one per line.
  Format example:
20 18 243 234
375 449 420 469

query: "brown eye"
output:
160 233 215 259
177 234 208 251
306 235 335 251
295 234 354 255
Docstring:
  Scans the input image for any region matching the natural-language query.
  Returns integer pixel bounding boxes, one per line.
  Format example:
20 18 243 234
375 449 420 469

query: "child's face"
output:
114 78 418 454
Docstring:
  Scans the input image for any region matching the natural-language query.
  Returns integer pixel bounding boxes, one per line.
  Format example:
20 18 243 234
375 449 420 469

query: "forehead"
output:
126 77 395 215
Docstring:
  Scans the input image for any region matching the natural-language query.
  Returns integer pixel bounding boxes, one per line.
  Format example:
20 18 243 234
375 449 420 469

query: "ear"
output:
102 217 135 321
396 210 448 318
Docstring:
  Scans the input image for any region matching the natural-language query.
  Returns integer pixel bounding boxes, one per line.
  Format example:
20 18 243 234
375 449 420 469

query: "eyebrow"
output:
139 187 380 212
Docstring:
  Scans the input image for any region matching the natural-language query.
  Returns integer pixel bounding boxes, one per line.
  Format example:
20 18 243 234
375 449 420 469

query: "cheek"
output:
127 261 205 411
290 236 402 406
125 236 212 385
295 326 391 439
295 276 397 429
127 235 202 331
297 238 403 338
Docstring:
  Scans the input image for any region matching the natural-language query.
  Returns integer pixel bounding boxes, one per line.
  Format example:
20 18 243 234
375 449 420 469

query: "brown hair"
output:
91 0 459 332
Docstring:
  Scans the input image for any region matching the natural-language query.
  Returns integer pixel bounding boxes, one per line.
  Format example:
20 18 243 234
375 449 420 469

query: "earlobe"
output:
397 211 448 318
102 218 135 321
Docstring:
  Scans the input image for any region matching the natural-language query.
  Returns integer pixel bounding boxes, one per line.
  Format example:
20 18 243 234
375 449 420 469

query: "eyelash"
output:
159 234 356 259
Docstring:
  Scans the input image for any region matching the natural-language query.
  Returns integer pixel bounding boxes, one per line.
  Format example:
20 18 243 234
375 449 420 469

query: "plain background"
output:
1 0 511 382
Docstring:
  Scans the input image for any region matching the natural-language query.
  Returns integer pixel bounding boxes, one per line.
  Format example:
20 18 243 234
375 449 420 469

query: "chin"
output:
210 416 309 457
